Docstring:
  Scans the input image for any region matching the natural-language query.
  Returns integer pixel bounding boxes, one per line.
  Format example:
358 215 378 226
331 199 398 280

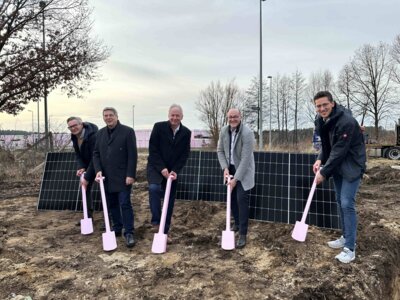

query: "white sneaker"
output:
327 236 345 249
335 247 355 263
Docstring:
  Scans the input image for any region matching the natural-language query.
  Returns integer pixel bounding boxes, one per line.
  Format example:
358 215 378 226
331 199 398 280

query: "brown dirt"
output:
0 157 400 299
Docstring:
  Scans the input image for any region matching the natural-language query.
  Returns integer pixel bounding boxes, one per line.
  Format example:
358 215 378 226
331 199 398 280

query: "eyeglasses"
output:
67 124 80 130
228 115 240 119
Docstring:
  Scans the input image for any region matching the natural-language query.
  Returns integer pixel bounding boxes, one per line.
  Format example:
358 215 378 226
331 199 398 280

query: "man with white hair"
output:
147 104 191 242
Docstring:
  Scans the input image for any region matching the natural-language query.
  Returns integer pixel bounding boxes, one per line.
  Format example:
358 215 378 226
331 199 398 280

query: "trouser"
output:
148 180 177 234
229 165 250 236
106 188 134 236
332 174 361 250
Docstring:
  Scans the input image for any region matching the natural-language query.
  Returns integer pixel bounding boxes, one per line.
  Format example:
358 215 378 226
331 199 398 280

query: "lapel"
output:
107 123 120 145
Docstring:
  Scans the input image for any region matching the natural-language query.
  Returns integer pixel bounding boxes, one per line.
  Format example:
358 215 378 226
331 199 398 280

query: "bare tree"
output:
242 76 267 133
0 0 109 114
196 79 242 146
350 42 397 140
391 34 400 84
291 70 306 146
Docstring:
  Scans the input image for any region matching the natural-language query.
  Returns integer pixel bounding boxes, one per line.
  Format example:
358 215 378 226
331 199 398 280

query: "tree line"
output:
197 34 400 146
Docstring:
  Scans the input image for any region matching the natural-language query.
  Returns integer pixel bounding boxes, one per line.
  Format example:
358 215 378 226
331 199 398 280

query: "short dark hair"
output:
313 91 333 102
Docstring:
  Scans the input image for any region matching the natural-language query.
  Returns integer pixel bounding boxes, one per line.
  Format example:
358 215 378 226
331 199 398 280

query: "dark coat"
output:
70 122 98 181
147 121 191 184
93 121 138 193
315 104 366 181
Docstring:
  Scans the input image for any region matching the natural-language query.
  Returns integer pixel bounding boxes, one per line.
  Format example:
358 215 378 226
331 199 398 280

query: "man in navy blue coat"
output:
313 91 366 263
147 104 191 241
67 116 98 223
93 107 137 248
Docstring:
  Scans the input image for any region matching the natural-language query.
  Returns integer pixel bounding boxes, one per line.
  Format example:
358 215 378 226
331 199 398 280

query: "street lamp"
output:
132 105 135 129
259 0 267 151
39 1 49 151
267 75 272 150
28 110 34 137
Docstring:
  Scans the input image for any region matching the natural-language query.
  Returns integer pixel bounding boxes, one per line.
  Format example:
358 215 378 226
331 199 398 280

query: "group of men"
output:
67 91 366 263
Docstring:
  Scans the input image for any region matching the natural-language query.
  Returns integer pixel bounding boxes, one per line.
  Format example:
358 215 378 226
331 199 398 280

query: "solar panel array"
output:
176 151 339 229
38 151 339 229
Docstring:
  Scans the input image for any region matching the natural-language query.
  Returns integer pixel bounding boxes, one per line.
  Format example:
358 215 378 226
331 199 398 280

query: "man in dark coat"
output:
147 104 191 241
313 91 366 264
93 107 137 248
67 116 98 223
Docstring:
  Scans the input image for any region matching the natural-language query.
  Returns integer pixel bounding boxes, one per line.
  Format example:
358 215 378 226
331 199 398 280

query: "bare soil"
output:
0 156 400 299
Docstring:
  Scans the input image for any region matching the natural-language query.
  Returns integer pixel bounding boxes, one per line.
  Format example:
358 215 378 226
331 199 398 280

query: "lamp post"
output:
267 75 272 150
259 0 267 151
39 1 49 151
132 105 135 129
28 110 34 137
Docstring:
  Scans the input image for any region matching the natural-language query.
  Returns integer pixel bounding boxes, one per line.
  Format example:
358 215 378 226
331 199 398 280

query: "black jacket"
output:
71 122 98 181
147 121 191 184
315 104 366 181
93 121 138 193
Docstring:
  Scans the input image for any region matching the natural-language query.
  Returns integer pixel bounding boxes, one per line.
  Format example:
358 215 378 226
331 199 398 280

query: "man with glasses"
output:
313 91 366 263
67 117 98 224
93 107 137 248
217 108 255 248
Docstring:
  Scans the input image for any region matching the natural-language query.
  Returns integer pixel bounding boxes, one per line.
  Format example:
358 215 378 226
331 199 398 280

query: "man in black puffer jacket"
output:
67 117 98 222
313 91 366 264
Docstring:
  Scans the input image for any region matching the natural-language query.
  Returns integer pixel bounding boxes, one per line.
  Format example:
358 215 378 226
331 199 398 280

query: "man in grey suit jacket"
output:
217 108 255 248
93 107 137 248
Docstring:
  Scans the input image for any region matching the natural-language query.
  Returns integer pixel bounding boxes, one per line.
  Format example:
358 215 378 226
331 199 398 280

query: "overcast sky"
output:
1 0 400 132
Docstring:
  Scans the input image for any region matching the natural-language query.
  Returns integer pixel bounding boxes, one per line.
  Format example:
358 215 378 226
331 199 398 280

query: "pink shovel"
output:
97 176 117 251
80 174 93 235
151 175 173 254
291 172 319 242
221 176 235 250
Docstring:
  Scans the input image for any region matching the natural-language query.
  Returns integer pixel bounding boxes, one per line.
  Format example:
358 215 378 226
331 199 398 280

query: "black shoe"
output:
231 224 239 232
125 233 135 248
115 231 122 237
236 235 246 248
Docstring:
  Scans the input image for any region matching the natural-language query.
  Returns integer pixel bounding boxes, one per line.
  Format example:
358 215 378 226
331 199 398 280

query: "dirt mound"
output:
0 157 399 299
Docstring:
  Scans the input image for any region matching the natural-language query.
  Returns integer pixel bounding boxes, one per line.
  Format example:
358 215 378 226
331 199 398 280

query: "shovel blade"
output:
151 233 168 254
291 221 309 242
221 230 235 250
80 218 93 235
102 231 117 251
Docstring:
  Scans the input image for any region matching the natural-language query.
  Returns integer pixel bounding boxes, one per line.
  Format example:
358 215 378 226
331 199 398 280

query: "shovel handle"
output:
98 177 112 233
225 175 233 231
158 175 173 234
300 172 318 223
80 173 89 219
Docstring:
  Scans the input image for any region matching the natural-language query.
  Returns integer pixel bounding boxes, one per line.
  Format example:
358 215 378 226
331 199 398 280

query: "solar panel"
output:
177 151 339 229
37 152 102 211
38 150 339 229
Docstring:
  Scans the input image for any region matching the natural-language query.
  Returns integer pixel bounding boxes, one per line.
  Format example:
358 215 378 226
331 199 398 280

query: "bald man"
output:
217 108 255 248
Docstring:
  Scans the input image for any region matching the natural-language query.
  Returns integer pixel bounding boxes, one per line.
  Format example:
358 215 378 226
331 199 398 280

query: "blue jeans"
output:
149 181 177 234
106 189 134 236
332 174 361 250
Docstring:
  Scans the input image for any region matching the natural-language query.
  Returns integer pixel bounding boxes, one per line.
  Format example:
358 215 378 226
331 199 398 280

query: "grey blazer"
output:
217 123 255 191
